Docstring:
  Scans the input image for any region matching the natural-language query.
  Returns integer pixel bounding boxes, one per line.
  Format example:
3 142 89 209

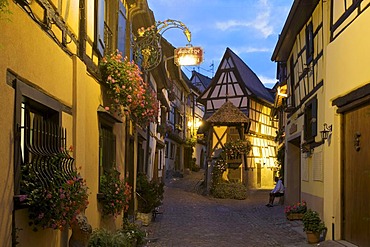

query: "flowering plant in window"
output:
100 50 159 126
99 168 132 218
20 160 89 231
223 139 251 159
284 201 307 215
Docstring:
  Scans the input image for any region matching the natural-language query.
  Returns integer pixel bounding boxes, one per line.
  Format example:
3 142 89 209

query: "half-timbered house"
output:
188 71 212 170
272 0 370 244
160 39 191 178
0 0 169 245
272 0 325 213
198 48 278 189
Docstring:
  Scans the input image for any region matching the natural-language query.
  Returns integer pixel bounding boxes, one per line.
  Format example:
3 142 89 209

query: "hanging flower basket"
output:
100 50 159 126
224 140 251 157
223 139 251 167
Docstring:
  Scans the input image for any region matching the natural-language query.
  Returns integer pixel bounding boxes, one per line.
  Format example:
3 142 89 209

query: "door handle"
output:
354 132 361 152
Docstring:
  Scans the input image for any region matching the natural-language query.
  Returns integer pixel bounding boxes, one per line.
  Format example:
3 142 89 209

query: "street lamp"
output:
133 19 203 71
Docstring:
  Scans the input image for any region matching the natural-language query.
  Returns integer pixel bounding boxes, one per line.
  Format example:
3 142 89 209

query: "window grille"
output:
20 114 74 191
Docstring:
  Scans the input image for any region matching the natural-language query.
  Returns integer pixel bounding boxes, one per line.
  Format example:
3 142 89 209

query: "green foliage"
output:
99 168 132 217
211 182 247 200
136 173 164 213
185 137 197 147
119 219 146 246
223 139 251 158
212 158 227 185
21 160 89 231
88 228 131 247
190 158 200 172
302 209 327 233
276 146 285 178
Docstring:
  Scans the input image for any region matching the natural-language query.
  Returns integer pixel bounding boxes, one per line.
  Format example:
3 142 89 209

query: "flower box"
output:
285 201 307 221
226 158 242 164
286 213 304 220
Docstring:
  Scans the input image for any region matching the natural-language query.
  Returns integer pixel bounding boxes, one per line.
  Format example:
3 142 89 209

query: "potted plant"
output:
135 173 164 225
302 209 327 244
119 219 146 246
285 201 307 220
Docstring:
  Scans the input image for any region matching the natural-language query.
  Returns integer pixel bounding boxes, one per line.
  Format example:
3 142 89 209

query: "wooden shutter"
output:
311 97 317 137
117 1 126 54
96 0 105 57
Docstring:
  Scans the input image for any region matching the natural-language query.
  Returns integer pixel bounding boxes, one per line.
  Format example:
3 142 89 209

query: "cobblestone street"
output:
142 170 314 247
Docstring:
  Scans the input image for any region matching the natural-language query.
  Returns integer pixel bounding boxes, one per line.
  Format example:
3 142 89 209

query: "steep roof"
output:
206 101 250 124
191 71 212 89
226 48 274 103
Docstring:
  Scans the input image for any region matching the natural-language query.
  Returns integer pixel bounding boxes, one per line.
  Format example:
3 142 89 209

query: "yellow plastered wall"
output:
0 2 126 245
1 3 74 246
325 2 370 239
0 69 15 247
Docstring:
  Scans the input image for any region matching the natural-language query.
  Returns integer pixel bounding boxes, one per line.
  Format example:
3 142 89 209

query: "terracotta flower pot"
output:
306 231 320 244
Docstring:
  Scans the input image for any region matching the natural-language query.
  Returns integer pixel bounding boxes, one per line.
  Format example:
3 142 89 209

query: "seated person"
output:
266 177 284 207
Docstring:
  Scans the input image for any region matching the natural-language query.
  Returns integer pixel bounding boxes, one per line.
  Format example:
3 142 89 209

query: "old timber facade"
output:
272 0 370 245
0 0 176 246
199 48 278 189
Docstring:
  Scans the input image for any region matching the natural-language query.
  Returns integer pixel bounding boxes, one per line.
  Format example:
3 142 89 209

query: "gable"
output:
199 48 273 112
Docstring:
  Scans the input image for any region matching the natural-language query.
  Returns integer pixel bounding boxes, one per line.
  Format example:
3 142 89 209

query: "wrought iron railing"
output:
20 116 75 190
104 22 114 56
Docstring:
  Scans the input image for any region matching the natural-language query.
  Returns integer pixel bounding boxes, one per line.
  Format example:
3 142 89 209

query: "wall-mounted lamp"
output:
174 45 203 66
320 123 332 142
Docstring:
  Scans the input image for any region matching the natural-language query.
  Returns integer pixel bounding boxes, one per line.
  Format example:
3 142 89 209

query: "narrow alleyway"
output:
142 170 312 247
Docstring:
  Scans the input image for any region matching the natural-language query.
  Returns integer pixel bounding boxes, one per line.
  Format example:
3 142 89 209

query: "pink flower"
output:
19 194 27 202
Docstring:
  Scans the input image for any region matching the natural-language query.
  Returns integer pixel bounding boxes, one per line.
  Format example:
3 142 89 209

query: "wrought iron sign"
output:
133 19 202 71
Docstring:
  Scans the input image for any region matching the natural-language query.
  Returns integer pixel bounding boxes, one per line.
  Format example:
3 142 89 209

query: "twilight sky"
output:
147 0 293 89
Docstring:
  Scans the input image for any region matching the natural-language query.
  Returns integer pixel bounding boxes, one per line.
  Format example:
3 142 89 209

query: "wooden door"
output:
343 104 370 246
257 163 262 188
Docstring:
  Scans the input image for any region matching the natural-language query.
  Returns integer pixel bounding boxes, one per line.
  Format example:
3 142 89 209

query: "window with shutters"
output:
117 1 127 54
305 22 314 64
304 97 317 143
96 0 105 57
289 56 296 108
96 0 124 57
